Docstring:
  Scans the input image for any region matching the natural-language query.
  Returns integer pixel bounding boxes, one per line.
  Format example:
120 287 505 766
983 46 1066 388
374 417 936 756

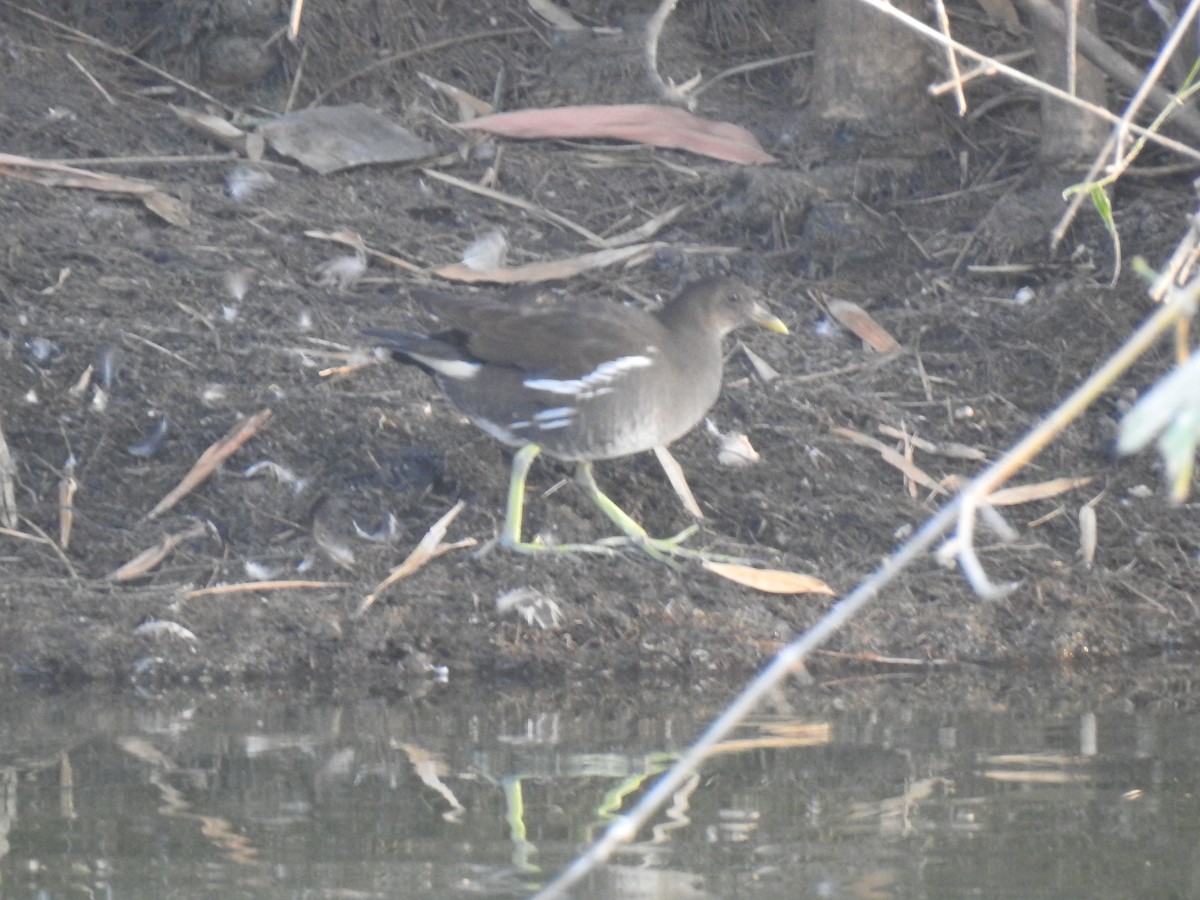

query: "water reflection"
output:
1 683 1198 898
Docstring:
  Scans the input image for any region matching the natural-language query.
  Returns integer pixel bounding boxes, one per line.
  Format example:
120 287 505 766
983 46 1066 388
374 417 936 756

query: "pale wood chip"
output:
742 346 781 383
1078 503 1097 568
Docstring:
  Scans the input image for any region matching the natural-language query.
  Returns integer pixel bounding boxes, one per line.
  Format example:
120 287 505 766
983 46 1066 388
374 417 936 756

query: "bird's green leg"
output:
488 449 750 565
573 462 699 562
491 445 616 556
498 444 540 549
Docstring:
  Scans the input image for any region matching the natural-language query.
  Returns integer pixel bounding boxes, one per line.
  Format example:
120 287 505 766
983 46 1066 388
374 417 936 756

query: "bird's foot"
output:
480 532 622 559
610 528 762 567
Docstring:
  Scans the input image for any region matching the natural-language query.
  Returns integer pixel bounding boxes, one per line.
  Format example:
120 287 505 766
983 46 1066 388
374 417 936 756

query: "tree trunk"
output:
810 0 939 149
1027 0 1109 167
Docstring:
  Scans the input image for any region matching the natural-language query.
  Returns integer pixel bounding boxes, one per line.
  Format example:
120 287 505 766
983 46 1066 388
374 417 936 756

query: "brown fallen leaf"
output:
702 561 835 595
461 104 777 165
827 299 902 352
0 152 189 227
146 409 272 519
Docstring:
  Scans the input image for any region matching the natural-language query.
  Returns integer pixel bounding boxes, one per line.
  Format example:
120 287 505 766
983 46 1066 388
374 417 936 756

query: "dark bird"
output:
366 277 787 559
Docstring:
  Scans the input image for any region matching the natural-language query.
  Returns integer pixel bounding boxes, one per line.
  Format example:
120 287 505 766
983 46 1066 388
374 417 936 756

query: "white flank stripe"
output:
524 353 653 398
532 406 575 430
419 355 481 380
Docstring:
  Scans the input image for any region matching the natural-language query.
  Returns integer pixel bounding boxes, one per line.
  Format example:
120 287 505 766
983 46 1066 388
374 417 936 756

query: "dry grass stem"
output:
58 463 78 550
108 521 209 581
433 243 660 283
65 51 115 104
146 410 273 520
0 414 16 530
181 580 350 600
877 425 986 461
833 427 953 496
932 0 966 115
421 167 607 246
354 501 474 618
303 229 424 273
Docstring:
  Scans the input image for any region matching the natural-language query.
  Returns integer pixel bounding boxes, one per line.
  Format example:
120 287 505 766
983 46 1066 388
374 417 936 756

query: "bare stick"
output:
644 0 700 108
146 410 272 519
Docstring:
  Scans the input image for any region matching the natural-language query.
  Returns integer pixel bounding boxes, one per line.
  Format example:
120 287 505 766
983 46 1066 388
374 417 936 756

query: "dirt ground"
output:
1 0 1197 696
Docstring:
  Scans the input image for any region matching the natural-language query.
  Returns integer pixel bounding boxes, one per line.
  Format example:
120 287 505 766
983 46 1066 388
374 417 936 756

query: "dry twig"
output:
146 410 273 519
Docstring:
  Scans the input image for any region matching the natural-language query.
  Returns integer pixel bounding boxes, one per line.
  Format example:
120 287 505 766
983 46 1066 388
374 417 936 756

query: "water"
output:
2 681 1198 899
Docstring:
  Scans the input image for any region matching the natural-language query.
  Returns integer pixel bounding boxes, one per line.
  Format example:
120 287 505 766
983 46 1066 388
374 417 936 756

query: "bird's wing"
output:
414 289 663 378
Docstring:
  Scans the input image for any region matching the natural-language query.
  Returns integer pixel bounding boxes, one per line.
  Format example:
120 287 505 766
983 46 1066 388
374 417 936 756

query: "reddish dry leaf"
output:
827 299 902 352
461 104 777 165
702 561 835 595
